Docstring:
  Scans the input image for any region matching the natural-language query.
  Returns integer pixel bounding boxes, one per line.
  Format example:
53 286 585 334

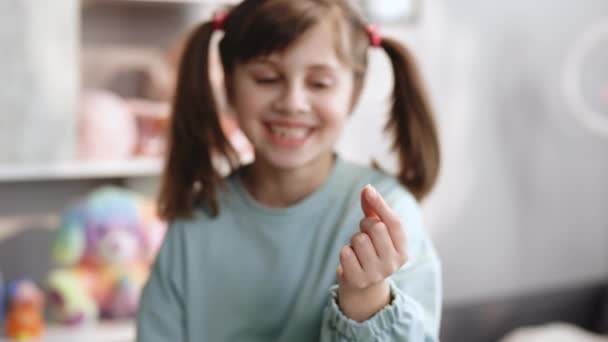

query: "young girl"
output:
137 0 442 341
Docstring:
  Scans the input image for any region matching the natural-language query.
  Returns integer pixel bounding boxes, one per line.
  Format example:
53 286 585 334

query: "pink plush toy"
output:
78 90 138 160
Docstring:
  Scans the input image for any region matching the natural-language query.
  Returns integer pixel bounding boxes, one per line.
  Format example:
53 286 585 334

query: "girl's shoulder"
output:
170 175 240 227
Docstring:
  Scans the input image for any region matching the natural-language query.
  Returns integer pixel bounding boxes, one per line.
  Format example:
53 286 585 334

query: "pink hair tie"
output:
213 10 228 31
365 24 382 47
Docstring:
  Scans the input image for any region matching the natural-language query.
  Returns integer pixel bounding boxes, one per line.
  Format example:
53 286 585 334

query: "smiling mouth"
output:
268 124 311 138
264 122 315 148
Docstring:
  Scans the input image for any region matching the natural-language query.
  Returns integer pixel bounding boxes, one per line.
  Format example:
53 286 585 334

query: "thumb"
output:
361 184 378 219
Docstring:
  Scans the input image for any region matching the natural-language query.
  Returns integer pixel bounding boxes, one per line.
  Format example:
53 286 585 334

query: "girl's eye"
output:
255 77 280 85
310 80 333 90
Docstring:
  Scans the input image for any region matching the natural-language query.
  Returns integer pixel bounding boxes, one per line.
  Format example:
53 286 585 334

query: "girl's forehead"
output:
244 20 350 71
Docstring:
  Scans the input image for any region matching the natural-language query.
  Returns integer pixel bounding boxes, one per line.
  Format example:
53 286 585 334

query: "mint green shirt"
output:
136 156 441 341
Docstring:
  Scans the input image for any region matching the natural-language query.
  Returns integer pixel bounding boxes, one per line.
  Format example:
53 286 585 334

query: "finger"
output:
362 185 408 254
336 264 345 283
360 217 397 259
339 246 364 286
351 232 379 271
362 185 400 229
361 187 378 219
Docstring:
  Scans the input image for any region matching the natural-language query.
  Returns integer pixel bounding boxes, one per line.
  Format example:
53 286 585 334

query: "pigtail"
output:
158 21 238 221
380 37 440 201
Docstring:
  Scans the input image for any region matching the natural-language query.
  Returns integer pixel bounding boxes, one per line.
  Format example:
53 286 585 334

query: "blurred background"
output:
0 0 607 341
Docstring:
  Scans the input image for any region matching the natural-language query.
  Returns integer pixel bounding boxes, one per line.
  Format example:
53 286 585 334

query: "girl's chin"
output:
253 139 315 169
259 153 313 171
255 147 335 173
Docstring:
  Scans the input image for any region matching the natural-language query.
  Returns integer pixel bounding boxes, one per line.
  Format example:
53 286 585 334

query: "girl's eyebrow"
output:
308 64 338 72
248 58 339 72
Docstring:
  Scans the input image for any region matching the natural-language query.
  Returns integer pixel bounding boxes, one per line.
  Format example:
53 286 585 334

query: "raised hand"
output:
336 184 409 321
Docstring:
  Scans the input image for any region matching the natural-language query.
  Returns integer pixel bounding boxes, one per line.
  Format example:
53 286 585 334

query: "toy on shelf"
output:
47 269 98 326
80 46 174 160
127 99 170 158
4 280 45 340
48 186 167 325
78 90 138 161
77 34 256 163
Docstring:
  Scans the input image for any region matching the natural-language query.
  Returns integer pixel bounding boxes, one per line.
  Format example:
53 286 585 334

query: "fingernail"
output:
365 184 377 200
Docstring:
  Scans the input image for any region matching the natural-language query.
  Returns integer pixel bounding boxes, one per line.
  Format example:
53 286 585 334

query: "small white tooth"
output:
270 125 309 139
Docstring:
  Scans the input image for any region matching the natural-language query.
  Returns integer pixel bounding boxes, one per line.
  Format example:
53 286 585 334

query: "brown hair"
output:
158 0 440 221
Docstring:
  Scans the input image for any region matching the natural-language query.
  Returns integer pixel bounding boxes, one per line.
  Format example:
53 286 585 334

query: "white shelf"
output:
0 321 134 342
0 158 162 182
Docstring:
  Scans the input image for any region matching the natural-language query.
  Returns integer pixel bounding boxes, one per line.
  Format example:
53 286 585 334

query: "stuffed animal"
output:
47 269 98 326
80 46 174 159
4 280 45 340
78 90 138 160
48 186 166 323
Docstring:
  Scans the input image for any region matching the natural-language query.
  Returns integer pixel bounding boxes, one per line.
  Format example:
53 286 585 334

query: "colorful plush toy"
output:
47 269 98 326
48 186 166 324
4 280 45 340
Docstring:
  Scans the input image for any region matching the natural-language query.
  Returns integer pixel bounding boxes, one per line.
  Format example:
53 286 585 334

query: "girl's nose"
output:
273 83 311 115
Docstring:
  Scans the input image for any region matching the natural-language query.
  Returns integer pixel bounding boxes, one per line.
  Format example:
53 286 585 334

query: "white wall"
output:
0 0 78 163
337 0 608 305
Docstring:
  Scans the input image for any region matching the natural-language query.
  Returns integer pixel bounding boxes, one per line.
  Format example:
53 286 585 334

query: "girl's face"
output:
228 19 355 171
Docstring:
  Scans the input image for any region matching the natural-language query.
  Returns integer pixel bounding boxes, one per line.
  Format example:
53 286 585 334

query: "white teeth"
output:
269 125 310 139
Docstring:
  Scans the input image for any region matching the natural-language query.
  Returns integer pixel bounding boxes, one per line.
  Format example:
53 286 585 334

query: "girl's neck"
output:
240 153 335 208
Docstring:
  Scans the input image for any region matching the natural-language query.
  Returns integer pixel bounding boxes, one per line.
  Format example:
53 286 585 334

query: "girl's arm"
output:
136 222 186 342
319 188 442 341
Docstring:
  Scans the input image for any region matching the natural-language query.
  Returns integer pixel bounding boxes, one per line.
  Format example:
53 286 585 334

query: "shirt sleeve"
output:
136 221 186 342
319 187 442 342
